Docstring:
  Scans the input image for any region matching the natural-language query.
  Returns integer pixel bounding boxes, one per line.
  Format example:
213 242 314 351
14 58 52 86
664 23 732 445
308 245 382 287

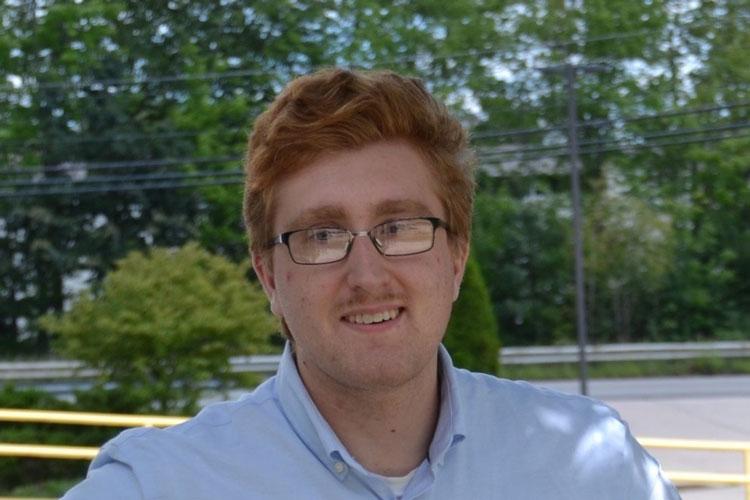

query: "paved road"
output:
532 377 750 500
533 374 750 400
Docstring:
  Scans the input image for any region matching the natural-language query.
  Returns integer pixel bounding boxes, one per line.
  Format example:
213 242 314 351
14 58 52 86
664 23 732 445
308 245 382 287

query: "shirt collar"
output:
274 343 349 478
274 342 466 475
430 344 466 466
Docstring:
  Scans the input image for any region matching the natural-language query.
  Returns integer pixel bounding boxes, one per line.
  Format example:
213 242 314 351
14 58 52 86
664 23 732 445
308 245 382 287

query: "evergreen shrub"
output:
444 255 501 374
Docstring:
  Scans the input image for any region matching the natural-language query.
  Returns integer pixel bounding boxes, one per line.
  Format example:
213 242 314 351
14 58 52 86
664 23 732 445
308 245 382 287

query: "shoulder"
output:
70 378 283 499
452 367 617 423
61 461 142 500
450 369 679 498
100 378 277 458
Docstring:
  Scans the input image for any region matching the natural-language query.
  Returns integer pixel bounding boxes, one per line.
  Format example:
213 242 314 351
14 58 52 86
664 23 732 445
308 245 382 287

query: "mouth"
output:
343 307 402 326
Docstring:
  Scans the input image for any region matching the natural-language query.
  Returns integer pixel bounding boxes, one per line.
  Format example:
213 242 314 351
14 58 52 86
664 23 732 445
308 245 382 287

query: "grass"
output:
498 356 750 380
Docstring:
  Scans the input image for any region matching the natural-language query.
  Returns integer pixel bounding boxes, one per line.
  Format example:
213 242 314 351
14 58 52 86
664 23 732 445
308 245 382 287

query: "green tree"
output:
40 243 277 414
3 0 749 353
584 178 675 342
473 183 574 346
443 254 500 374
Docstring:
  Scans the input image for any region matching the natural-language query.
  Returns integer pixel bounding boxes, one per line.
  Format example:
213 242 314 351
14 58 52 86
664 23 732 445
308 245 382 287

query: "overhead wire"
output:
0 168 243 189
1 6 746 196
0 177 243 199
0 128 247 147
476 120 750 159
4 125 748 198
472 100 750 140
0 18 718 95
0 155 242 176
3 96 746 152
479 129 750 166
2 118 748 184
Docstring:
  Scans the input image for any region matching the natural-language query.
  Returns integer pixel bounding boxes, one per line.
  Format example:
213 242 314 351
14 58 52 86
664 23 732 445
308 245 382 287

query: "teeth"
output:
346 308 399 325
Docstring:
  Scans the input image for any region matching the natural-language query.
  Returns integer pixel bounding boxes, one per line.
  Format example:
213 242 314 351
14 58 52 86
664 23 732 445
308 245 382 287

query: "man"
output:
64 68 680 499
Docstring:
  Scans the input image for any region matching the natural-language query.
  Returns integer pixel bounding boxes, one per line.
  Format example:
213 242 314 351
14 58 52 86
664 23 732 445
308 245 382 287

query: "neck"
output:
298 356 441 477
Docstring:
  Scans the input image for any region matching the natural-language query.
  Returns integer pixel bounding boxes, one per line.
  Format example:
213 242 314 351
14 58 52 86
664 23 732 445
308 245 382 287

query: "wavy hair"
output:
243 68 475 256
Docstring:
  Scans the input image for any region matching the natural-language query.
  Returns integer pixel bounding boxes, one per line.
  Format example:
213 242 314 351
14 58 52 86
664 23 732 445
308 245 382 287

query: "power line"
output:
480 128 750 166
0 168 242 189
602 101 750 126
4 128 748 199
2 118 747 180
0 22 718 94
3 98 748 158
476 120 750 159
0 155 242 176
0 128 247 147
472 100 750 140
0 177 244 199
0 67 278 93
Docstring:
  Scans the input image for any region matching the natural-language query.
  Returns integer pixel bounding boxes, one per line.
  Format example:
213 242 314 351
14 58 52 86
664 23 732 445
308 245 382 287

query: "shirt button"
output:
334 461 347 474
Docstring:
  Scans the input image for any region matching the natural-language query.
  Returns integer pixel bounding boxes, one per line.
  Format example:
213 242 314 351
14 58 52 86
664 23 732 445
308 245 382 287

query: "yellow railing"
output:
1 409 749 498
0 408 186 461
639 436 750 500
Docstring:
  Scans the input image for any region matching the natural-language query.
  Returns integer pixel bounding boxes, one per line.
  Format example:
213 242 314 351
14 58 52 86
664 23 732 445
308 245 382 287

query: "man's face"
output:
254 140 468 392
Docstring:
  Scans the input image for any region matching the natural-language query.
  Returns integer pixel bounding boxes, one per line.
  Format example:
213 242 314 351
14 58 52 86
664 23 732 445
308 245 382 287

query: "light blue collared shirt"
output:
63 344 679 499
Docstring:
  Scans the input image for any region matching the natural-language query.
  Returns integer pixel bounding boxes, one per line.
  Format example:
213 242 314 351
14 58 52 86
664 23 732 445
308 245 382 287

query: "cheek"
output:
280 272 322 315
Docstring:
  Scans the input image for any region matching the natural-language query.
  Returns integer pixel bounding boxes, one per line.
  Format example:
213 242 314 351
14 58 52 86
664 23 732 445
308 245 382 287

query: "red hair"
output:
243 68 475 255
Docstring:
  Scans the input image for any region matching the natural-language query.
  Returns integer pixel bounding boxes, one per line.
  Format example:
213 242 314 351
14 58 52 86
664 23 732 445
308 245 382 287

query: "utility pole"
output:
543 62 608 396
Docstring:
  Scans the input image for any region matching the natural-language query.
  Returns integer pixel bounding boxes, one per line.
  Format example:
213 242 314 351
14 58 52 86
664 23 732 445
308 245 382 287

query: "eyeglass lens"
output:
287 219 436 264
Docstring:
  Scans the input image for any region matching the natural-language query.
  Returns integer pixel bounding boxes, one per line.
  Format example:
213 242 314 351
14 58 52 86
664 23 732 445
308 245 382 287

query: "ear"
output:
451 241 470 302
252 251 282 317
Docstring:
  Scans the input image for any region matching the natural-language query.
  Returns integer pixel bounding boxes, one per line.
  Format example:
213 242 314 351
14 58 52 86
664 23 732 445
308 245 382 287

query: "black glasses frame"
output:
269 217 449 265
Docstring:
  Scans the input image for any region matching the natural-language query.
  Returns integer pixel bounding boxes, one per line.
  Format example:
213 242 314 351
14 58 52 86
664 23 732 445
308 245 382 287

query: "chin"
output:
338 349 438 391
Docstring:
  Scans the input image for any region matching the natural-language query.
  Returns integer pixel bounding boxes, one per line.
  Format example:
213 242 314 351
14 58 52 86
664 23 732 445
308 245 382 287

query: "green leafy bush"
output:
40 243 278 414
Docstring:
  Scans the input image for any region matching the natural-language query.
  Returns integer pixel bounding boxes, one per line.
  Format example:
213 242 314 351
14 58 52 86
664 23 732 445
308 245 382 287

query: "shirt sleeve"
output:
648 471 682 500
61 462 143 500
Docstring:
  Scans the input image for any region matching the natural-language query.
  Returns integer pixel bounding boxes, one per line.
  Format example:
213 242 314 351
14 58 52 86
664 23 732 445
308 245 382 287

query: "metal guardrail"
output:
501 340 750 364
1 409 749 498
3 341 750 383
0 354 283 381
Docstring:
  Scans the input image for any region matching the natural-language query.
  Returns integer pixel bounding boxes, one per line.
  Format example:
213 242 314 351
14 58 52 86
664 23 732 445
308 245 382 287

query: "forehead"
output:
271 141 445 230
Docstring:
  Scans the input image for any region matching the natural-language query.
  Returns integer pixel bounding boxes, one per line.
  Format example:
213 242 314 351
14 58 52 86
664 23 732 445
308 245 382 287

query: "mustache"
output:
336 289 406 313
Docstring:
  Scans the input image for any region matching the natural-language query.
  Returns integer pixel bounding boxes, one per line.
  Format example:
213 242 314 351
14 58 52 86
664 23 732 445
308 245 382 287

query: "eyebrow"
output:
286 205 348 231
286 199 435 231
373 199 434 218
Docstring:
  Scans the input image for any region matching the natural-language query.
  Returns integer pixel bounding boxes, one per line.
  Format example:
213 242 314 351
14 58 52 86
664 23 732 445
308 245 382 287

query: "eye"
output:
311 229 333 241
383 219 419 235
386 221 403 235
307 228 345 243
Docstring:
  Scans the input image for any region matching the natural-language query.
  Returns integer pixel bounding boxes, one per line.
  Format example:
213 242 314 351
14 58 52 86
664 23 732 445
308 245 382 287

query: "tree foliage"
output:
40 243 277 413
1 0 748 354
473 182 574 346
584 176 675 342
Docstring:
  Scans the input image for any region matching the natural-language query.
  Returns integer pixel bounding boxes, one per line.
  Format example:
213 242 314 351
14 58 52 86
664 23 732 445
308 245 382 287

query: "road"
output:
533 374 750 400
531 376 750 500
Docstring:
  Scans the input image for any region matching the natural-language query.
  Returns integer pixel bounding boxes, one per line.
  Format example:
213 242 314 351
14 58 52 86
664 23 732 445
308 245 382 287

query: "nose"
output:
344 232 390 292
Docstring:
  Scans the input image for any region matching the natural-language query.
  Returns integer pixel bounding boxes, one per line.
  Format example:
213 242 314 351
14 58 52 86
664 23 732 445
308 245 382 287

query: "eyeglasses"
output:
269 217 449 265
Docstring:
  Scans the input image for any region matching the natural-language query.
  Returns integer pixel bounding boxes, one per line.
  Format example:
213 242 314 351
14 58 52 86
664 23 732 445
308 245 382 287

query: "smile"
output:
344 308 401 325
